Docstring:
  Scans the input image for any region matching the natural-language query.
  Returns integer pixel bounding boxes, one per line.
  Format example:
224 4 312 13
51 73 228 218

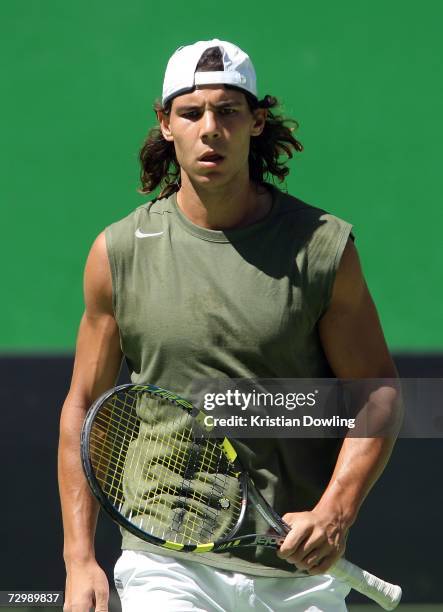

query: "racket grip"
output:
330 557 402 610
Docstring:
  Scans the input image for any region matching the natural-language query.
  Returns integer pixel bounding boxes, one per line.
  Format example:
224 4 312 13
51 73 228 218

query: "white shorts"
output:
114 550 351 612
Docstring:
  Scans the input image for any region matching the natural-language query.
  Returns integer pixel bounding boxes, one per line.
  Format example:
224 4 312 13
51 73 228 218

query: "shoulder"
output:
106 195 173 239
270 186 354 253
105 194 174 256
83 195 171 308
328 238 365 306
319 238 398 378
84 232 113 315
273 186 352 232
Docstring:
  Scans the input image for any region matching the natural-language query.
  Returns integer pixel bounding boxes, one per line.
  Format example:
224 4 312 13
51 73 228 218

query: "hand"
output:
63 558 109 612
277 507 349 575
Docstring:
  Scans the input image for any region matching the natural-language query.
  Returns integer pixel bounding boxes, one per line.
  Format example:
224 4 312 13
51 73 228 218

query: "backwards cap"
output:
162 39 257 106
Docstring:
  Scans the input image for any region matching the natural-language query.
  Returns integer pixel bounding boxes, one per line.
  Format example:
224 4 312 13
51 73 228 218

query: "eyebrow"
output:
175 100 243 112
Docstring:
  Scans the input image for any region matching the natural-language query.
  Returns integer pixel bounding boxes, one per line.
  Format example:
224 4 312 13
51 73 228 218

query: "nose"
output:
200 110 220 140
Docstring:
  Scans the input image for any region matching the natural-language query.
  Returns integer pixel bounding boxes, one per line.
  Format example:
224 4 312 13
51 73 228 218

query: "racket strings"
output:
169 437 206 535
195 451 239 543
167 437 229 542
90 400 139 507
91 425 238 509
92 404 229 475
88 389 243 545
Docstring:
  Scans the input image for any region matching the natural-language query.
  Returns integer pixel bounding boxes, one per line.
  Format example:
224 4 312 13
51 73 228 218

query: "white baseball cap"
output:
162 39 257 106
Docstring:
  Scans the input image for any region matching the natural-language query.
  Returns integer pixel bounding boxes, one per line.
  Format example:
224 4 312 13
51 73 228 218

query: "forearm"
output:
58 394 100 563
315 384 401 527
315 436 395 530
59 400 110 612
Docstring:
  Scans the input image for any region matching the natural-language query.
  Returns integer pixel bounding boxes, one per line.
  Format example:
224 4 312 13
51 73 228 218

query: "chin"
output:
192 171 230 186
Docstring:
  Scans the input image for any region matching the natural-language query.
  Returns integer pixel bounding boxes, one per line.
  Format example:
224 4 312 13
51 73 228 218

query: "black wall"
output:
1 355 441 604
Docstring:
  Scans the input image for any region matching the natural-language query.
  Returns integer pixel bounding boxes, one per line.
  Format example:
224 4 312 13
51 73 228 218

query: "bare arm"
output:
278 239 401 573
58 232 122 611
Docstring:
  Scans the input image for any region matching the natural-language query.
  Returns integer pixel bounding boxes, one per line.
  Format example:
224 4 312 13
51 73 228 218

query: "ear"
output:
158 111 174 142
250 108 267 137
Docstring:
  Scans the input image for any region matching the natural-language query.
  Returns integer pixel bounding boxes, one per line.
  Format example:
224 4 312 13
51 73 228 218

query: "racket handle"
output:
330 557 402 610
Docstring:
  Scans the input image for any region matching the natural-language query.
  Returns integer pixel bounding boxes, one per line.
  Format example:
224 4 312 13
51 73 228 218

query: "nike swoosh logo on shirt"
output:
135 228 164 238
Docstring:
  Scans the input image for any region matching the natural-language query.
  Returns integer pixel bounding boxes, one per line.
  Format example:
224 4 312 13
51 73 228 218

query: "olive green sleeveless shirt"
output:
105 184 353 577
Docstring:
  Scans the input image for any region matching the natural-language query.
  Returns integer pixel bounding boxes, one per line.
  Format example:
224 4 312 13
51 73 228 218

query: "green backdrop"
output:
2 0 442 351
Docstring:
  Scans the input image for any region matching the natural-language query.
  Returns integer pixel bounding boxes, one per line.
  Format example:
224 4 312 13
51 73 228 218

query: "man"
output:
58 39 399 611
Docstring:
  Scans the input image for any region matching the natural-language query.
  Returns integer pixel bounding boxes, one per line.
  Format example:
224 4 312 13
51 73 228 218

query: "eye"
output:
181 110 201 119
219 107 236 115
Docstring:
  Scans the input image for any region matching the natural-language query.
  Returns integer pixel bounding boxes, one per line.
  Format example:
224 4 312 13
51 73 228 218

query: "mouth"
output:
198 151 225 165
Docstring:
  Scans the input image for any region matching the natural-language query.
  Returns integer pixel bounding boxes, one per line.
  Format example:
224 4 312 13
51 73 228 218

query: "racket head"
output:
81 383 247 552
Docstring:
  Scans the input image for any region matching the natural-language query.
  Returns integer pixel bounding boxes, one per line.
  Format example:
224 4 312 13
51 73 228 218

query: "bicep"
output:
319 239 397 379
64 232 122 416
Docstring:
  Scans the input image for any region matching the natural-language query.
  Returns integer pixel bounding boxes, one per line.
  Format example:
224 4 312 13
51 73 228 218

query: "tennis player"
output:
58 39 400 611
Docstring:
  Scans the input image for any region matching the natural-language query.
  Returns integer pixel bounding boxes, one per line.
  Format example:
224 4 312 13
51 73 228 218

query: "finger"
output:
307 550 344 576
279 526 327 566
283 540 327 569
277 517 315 560
299 542 332 571
94 588 109 612
277 532 309 560
306 535 347 575
296 531 329 563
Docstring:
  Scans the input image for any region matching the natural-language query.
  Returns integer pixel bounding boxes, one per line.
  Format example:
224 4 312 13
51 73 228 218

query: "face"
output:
159 86 266 189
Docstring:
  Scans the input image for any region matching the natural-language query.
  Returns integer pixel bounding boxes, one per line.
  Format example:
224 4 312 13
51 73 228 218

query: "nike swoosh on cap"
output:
135 228 164 238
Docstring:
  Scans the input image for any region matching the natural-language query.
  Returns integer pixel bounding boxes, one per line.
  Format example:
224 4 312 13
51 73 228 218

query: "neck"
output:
176 171 271 230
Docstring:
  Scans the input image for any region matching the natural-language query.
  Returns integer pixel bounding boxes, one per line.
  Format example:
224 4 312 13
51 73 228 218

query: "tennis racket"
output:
81 383 402 610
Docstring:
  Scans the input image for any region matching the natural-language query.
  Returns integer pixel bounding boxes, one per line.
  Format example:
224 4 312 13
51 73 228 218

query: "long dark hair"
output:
139 47 303 198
